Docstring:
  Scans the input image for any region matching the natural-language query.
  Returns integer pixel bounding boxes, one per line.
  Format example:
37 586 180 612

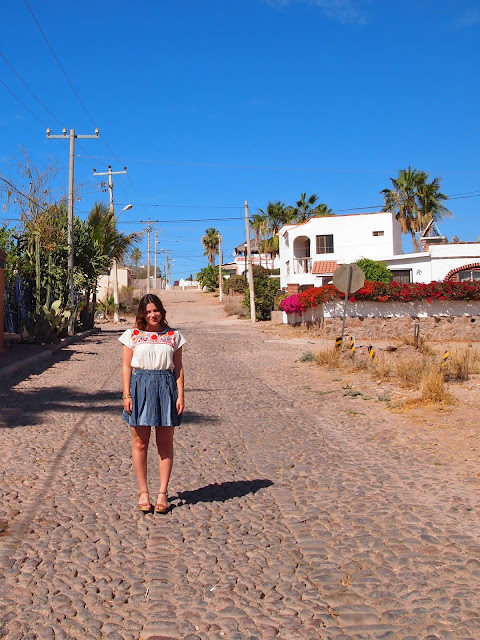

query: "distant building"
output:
233 239 280 275
97 265 134 301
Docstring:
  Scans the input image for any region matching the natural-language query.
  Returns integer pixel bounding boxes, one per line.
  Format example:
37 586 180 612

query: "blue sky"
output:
1 0 479 281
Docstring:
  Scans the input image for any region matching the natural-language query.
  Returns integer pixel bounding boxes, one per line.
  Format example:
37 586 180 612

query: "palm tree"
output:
256 201 295 257
291 193 319 223
87 201 140 319
130 247 142 274
289 193 334 223
415 177 451 234
202 227 220 266
250 212 268 243
381 167 426 252
312 202 334 217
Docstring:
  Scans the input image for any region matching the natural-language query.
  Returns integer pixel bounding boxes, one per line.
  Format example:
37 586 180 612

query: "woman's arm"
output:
173 346 184 415
122 345 134 414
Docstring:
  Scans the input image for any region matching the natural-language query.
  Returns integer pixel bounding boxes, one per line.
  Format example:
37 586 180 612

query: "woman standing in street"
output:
119 294 185 514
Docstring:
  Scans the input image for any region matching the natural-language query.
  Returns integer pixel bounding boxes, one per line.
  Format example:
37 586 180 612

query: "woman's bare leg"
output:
155 426 174 505
131 426 151 503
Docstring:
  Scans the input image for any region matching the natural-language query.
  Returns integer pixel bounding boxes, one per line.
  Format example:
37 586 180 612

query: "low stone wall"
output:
308 315 479 341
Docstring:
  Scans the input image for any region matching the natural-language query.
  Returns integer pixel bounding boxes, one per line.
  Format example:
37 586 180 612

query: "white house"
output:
280 211 402 292
233 240 280 275
280 211 480 292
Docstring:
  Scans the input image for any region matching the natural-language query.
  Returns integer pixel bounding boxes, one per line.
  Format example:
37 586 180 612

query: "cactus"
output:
19 299 73 345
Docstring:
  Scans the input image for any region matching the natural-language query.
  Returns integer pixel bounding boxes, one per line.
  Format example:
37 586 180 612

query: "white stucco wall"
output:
383 244 480 284
96 266 132 301
283 300 480 324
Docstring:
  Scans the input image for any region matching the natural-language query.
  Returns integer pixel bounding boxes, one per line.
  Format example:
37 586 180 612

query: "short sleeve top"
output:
118 327 186 370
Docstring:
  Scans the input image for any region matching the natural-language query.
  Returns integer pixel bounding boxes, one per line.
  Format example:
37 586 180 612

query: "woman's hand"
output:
176 396 184 415
122 346 134 416
123 397 133 415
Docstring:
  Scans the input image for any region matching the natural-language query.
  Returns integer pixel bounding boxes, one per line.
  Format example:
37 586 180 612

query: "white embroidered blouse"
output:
118 328 186 370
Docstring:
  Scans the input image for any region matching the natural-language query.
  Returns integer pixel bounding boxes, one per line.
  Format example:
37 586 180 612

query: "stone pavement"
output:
0 289 479 640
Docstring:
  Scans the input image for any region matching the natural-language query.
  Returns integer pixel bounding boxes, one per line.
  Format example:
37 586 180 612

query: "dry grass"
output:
420 368 454 404
310 336 476 409
444 348 480 381
371 355 392 380
400 334 434 355
395 355 429 388
315 347 342 368
224 302 247 318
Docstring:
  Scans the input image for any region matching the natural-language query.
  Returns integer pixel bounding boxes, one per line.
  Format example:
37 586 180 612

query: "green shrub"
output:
119 285 135 309
244 271 280 321
223 274 247 294
300 351 315 362
355 258 392 284
196 265 219 290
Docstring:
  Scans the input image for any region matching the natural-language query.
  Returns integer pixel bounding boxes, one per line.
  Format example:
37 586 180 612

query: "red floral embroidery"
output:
168 330 174 336
151 334 158 340
133 329 139 335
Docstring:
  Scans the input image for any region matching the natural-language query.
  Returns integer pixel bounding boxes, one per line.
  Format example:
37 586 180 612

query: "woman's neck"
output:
145 323 167 332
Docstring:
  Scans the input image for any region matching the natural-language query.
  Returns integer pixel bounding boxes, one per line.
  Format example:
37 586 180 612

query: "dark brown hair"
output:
135 294 167 330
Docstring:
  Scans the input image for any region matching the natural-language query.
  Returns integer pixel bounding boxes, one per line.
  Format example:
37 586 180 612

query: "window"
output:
373 230 384 236
459 269 480 282
390 269 412 284
316 234 334 254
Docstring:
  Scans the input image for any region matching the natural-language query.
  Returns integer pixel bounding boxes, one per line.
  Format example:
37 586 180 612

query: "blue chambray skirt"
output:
123 369 181 427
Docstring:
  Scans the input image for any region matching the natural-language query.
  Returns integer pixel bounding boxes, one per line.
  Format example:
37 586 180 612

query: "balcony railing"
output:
293 257 312 274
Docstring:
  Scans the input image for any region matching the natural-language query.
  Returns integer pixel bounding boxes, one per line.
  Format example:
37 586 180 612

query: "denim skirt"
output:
123 369 181 427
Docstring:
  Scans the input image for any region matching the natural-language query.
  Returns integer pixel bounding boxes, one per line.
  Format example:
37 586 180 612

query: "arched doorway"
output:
293 236 311 274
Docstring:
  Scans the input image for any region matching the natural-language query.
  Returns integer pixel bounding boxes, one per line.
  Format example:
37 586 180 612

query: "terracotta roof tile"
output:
312 260 338 275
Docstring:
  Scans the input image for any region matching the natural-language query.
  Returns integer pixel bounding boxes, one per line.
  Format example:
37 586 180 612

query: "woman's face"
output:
145 302 163 328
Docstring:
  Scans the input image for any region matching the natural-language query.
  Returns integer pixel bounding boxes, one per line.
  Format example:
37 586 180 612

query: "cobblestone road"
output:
1 290 479 640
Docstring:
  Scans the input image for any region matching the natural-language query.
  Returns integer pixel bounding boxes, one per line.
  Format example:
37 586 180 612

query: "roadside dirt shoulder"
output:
254 320 480 478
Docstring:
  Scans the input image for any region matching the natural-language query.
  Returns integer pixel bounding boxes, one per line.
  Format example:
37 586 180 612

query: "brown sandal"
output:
138 490 152 513
154 491 169 514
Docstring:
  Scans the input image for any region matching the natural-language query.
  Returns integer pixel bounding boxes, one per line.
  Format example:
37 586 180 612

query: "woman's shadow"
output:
173 478 273 507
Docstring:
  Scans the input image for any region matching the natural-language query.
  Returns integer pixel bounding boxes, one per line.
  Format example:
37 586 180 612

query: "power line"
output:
116 202 242 209
0 77 48 127
0 50 64 127
22 0 138 196
117 217 243 224
0 175 56 215
0 52 97 173
24 0 97 128
77 154 480 175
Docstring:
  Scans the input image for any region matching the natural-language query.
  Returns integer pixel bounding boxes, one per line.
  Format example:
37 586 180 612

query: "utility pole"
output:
92 165 127 322
146 219 151 293
154 231 158 290
93 165 127 215
244 201 256 323
159 249 170 290
218 233 223 302
139 219 154 293
47 127 99 332
140 219 166 293
164 250 170 290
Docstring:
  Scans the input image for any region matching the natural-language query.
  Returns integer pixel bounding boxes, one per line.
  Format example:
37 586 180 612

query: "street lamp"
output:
113 204 133 323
